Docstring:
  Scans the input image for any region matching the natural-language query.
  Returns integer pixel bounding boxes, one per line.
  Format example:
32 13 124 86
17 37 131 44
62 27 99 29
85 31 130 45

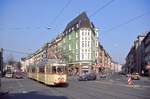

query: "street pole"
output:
0 48 3 77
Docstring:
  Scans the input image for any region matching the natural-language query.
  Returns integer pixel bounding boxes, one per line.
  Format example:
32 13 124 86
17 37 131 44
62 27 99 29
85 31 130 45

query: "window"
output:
69 44 71 50
88 41 90 47
46 67 51 73
76 55 78 61
82 41 84 47
96 42 98 47
39 67 44 73
82 37 84 40
69 28 71 32
85 37 87 40
66 31 68 34
76 23 79 28
82 49 84 52
76 32 78 38
63 39 65 43
76 42 78 49
88 53 91 59
52 66 56 73
85 31 87 35
57 67 64 73
32 67 36 73
82 32 84 36
69 55 71 59
85 41 87 47
85 49 87 52
82 54 84 60
72 27 74 31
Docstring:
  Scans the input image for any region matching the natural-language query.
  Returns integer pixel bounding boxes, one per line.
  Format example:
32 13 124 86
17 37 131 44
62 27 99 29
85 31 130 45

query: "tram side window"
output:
64 67 67 73
52 66 56 73
39 67 45 73
32 67 36 73
47 67 51 73
27 67 30 72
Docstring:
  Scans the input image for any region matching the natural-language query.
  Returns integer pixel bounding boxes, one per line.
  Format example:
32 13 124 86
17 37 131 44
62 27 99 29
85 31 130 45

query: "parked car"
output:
131 73 140 80
5 70 13 78
78 72 97 81
13 70 24 79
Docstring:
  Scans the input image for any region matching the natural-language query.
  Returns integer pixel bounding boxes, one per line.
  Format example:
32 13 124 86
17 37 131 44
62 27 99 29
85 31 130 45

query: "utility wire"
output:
50 0 73 25
0 26 47 31
90 0 115 17
3 48 30 55
104 11 150 33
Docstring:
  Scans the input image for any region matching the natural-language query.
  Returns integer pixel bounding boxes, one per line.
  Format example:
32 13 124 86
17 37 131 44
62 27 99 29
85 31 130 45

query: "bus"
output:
28 61 68 86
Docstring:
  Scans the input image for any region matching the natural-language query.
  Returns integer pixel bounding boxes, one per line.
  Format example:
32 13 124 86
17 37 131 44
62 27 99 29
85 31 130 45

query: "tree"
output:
7 54 15 65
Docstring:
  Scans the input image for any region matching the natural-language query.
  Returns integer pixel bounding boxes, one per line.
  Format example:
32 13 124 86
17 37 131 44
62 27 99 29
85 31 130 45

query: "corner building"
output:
62 12 99 74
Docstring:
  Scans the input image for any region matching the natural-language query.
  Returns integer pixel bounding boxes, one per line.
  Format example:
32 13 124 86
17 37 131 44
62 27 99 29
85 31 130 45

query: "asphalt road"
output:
0 76 150 99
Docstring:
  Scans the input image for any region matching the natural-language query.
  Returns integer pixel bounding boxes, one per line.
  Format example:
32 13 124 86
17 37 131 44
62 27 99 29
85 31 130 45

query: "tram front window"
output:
57 66 66 74
52 66 56 73
57 67 63 73
52 66 66 74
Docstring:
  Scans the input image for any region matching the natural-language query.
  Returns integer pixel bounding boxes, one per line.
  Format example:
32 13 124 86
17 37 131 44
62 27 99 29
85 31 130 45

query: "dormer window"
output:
69 28 71 32
76 23 79 28
66 31 68 34
72 27 74 31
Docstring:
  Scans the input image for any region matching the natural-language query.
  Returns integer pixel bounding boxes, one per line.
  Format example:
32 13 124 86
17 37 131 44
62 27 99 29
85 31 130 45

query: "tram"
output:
28 61 68 86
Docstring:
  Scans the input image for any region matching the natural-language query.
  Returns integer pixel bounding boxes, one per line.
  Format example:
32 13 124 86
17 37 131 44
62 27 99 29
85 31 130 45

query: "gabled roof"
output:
143 31 150 43
64 12 94 33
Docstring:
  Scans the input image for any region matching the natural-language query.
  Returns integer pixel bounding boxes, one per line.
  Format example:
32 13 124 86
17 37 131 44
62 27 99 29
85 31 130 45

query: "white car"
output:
5 73 13 78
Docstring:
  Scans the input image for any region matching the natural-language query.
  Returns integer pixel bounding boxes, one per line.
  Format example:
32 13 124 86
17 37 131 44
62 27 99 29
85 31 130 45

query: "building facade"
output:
60 12 99 74
123 32 150 76
143 31 150 76
94 43 113 74
22 12 113 75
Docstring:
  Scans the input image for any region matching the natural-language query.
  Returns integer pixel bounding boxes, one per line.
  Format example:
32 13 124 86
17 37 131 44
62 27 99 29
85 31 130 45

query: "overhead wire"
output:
1 1 73 31
50 0 73 26
90 0 115 18
3 48 30 55
104 11 150 33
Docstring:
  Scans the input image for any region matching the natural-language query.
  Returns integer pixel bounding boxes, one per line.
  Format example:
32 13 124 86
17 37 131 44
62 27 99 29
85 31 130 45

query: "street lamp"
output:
47 27 52 30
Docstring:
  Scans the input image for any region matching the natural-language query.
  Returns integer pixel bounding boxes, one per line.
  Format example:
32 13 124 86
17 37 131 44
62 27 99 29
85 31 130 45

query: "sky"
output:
0 0 150 64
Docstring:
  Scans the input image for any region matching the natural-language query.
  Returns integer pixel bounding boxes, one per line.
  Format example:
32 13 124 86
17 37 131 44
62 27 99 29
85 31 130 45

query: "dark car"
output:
78 73 97 81
13 70 24 79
